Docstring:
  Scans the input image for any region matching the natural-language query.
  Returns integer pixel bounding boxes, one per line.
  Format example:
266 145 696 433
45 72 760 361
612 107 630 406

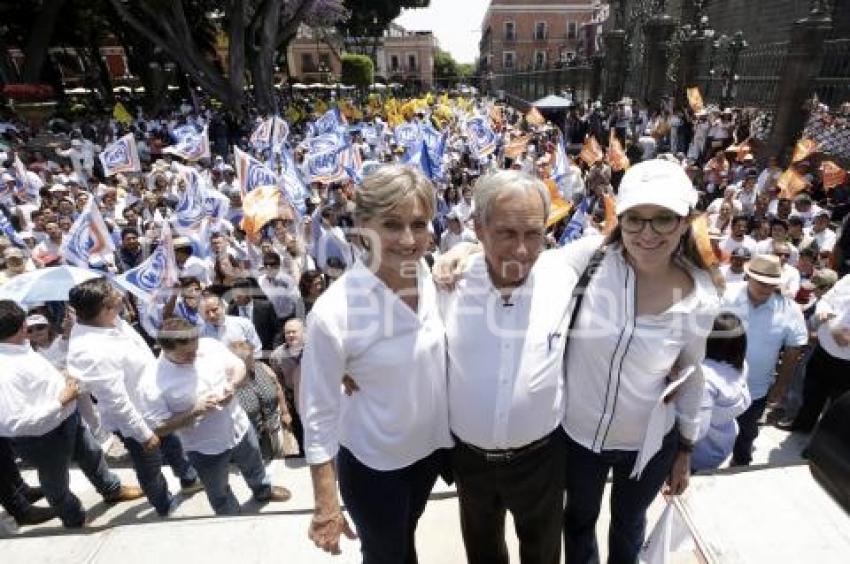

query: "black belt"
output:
452 431 553 464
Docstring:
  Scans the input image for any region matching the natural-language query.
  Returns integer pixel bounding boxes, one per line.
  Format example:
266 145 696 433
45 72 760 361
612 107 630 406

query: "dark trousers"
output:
563 429 679 564
284 389 304 455
732 396 769 465
116 432 197 516
0 437 30 520
12 411 121 527
792 345 850 432
452 428 566 564
337 446 442 564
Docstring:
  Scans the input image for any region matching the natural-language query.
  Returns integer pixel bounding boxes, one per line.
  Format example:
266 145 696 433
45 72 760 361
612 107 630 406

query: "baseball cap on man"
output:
26 314 49 327
616 159 698 217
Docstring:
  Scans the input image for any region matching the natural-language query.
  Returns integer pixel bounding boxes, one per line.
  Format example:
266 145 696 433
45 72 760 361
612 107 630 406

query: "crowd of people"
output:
1 89 849 564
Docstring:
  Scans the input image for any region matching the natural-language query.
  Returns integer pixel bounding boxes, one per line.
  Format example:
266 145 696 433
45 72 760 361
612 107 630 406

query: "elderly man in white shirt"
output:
441 171 572 564
199 293 263 358
142 317 291 515
0 300 142 528
67 278 201 518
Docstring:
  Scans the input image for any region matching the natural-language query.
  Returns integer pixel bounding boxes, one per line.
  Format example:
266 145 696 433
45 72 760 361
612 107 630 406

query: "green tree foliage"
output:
340 53 374 88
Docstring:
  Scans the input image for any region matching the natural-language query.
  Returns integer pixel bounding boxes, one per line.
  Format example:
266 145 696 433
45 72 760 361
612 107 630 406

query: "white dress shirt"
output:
0 342 75 437
300 259 452 471
258 271 298 319
200 315 262 358
143 338 250 455
560 237 720 453
441 252 576 449
67 319 155 443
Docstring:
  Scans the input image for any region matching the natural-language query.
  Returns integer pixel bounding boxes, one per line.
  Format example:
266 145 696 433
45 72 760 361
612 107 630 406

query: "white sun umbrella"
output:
0 266 103 305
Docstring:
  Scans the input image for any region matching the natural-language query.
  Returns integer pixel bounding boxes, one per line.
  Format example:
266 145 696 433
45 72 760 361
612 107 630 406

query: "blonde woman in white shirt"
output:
301 165 452 562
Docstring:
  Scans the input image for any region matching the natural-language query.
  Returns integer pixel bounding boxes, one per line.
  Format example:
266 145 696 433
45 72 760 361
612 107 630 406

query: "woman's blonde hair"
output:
354 164 436 224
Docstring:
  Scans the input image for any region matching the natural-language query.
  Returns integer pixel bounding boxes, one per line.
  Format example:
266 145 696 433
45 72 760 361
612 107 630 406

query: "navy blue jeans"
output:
12 411 121 527
563 429 679 564
117 432 197 516
186 426 271 515
732 396 768 466
338 447 442 564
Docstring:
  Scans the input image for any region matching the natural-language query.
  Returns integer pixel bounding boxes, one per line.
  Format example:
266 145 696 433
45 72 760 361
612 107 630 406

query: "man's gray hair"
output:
472 170 550 226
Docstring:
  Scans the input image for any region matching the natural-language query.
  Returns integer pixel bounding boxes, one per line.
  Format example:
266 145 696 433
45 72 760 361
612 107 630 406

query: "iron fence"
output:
814 38 850 108
489 66 595 107
693 40 788 111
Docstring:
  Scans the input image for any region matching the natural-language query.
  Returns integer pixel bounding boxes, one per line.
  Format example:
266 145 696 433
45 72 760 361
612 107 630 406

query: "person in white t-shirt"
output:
144 318 291 516
720 246 751 286
717 215 757 263
807 210 837 253
439 210 476 253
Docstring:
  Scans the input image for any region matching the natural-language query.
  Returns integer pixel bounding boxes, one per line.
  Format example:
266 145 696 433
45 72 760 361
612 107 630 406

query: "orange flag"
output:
690 213 719 267
602 193 618 235
606 130 630 172
791 138 817 163
240 186 288 237
489 104 504 125
579 136 604 166
777 167 809 199
820 160 847 190
504 135 530 158
526 107 545 126
686 87 704 113
544 179 573 227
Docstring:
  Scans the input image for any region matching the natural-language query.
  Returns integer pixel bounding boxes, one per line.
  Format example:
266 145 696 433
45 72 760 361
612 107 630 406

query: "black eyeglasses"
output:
263 263 280 268
620 213 682 235
27 325 48 333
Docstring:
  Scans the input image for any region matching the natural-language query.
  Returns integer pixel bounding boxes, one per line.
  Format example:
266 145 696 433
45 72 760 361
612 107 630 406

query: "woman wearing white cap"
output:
435 159 722 562
556 159 721 563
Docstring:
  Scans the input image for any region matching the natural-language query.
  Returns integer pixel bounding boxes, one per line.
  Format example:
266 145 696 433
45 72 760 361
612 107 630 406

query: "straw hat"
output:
743 254 783 285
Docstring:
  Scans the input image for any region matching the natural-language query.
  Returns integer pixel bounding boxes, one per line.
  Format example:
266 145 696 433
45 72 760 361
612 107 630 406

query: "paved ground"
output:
0 423 818 563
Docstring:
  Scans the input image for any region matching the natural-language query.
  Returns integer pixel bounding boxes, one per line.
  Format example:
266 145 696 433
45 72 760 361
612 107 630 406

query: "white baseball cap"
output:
616 159 698 217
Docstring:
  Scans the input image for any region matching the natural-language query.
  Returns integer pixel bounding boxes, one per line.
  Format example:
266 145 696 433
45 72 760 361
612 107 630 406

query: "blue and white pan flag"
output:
115 222 178 302
172 163 207 230
558 196 592 246
279 148 309 216
308 108 346 138
163 125 211 161
99 133 141 177
0 206 26 248
465 115 497 158
234 146 278 196
393 122 422 154
250 116 290 152
59 197 116 268
305 146 347 184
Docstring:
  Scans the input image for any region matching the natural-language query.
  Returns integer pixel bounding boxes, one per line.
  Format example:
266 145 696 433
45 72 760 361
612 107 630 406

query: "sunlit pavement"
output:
1 424 833 563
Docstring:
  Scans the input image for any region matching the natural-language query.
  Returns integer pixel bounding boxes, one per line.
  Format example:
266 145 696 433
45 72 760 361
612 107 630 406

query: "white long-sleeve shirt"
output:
441 252 576 449
300 259 452 471
0 342 75 437
560 236 720 451
67 319 155 443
